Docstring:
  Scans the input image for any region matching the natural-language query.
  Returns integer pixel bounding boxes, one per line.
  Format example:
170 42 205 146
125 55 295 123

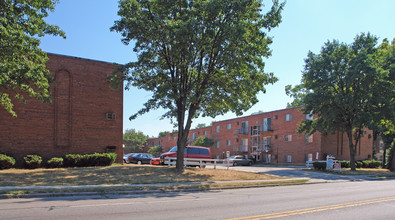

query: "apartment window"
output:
285 155 292 163
285 113 292 121
227 123 231 130
203 131 207 136
284 135 292 142
263 136 271 145
305 134 313 143
216 125 220 133
192 132 197 141
168 136 170 142
173 136 177 140
227 140 231 146
306 112 313 120
263 118 272 131
216 141 220 149
158 140 162 147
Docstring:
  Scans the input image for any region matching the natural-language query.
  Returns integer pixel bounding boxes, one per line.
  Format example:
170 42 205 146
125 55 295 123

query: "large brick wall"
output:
148 107 373 164
0 53 123 165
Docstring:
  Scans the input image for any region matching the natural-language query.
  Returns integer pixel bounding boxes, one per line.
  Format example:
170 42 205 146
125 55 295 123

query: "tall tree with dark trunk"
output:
111 0 284 172
298 33 392 171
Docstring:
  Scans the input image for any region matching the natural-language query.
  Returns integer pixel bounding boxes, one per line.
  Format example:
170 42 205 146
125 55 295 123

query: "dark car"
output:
226 155 253 166
123 153 135 163
128 153 154 165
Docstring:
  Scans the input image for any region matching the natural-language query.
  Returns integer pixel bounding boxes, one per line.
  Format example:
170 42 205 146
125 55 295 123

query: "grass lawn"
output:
0 164 284 187
330 168 395 178
0 164 308 196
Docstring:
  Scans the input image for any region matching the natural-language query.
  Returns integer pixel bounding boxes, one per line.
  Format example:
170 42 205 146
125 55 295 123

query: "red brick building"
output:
147 107 374 164
0 53 123 165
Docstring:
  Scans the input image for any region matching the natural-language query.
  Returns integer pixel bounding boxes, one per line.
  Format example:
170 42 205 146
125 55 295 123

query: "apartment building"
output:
147 107 374 164
0 53 123 165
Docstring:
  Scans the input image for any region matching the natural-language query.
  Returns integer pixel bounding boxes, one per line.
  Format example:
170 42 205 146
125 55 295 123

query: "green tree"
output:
147 145 163 157
299 33 390 171
111 0 284 172
285 84 308 108
0 0 65 116
123 129 149 153
195 123 207 129
192 136 214 148
158 131 170 138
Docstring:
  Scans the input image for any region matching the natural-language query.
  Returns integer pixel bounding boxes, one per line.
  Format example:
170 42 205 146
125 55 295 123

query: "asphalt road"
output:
1 180 394 220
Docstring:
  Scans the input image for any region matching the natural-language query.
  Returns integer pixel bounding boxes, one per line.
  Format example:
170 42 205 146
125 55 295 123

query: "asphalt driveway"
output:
206 164 380 183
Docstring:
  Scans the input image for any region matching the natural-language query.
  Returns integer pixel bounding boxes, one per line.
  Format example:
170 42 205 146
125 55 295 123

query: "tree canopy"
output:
123 129 149 153
147 145 163 157
192 136 214 148
297 33 394 170
0 0 65 116
111 0 284 171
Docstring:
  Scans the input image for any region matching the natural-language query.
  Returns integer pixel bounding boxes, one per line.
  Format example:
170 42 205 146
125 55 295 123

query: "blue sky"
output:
40 0 395 137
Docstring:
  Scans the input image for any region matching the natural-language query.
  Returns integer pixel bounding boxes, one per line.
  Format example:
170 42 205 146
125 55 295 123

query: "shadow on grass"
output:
0 165 214 186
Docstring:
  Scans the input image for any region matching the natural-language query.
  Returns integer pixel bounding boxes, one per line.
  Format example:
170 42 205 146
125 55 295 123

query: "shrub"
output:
63 153 117 167
24 155 42 169
0 154 16 169
47 157 64 168
339 160 350 168
313 161 326 171
63 154 83 167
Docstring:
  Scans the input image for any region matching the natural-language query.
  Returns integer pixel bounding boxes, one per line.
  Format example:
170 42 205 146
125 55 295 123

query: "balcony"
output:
234 145 249 153
234 128 249 135
259 144 272 152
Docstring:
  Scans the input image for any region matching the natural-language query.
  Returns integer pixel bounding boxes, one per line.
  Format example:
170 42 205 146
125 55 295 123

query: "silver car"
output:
226 155 253 166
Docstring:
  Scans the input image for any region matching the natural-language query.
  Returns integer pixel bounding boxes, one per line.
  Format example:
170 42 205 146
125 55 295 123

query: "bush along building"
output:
147 107 374 164
0 53 123 165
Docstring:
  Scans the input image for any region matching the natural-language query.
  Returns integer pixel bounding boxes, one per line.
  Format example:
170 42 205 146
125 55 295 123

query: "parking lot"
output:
205 164 380 183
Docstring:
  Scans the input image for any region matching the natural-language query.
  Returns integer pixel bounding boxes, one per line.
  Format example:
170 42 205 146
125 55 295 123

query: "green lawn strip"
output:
0 179 308 197
304 168 395 178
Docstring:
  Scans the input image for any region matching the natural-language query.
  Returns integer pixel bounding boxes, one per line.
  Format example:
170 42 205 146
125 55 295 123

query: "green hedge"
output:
313 161 326 170
47 157 64 168
63 153 116 167
24 155 42 169
338 160 381 169
0 154 16 170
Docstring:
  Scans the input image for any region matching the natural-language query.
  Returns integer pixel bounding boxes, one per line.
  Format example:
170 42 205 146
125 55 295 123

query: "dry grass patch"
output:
0 164 280 187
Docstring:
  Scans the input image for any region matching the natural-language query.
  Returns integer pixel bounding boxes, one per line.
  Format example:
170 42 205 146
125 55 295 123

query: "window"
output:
241 121 248 134
285 155 292 163
306 112 313 120
168 136 170 142
227 123 231 130
106 112 116 120
285 113 292 121
305 134 313 143
158 140 162 146
173 136 177 140
263 118 272 131
216 125 220 133
203 131 207 136
284 135 292 142
227 140 231 146
263 136 271 145
192 132 197 141
216 141 220 149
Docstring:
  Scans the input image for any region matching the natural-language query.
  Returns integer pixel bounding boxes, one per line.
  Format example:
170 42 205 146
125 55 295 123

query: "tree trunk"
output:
347 130 357 171
382 143 387 168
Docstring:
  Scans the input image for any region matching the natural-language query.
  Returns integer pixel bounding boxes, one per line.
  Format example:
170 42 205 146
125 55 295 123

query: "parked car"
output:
226 155 253 166
128 153 154 165
159 146 212 165
123 153 135 163
150 158 160 165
